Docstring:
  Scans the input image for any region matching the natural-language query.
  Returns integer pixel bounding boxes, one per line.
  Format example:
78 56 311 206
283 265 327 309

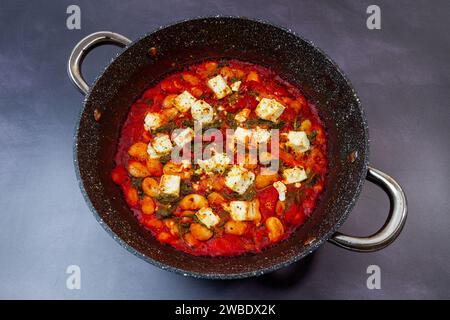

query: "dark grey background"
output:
0 0 449 299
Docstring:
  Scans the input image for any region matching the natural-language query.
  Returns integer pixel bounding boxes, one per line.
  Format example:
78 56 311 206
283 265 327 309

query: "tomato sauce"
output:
111 59 328 256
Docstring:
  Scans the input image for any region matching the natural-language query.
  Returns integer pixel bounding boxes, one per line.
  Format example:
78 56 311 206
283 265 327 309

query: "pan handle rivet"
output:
93 109 102 122
148 47 158 57
348 150 358 163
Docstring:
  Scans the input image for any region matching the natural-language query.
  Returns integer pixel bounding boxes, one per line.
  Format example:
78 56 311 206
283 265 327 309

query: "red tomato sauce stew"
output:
111 60 328 256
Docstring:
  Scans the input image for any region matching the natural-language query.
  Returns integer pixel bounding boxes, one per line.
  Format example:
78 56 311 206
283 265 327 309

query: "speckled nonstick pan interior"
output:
73 17 371 279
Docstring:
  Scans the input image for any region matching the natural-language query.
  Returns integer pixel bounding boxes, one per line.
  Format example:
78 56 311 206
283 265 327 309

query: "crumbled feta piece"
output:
152 134 173 154
191 100 215 124
181 159 191 169
159 175 181 198
172 127 195 147
252 127 271 144
287 131 310 153
234 127 253 144
283 166 307 184
173 90 197 113
144 112 163 131
230 81 241 92
225 165 255 195
273 181 287 201
207 75 232 99
146 145 159 159
197 153 231 174
229 200 259 221
258 151 273 165
255 98 285 122
234 108 250 123
195 207 220 228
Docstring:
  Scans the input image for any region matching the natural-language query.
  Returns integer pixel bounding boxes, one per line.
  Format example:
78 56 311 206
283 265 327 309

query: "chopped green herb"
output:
273 121 286 130
156 206 175 219
227 93 238 105
190 172 201 182
226 112 238 129
286 189 305 204
178 221 191 238
217 60 228 69
183 213 201 224
154 122 176 134
248 89 259 97
308 130 318 143
244 118 269 128
180 182 193 196
239 187 257 201
158 153 171 164
131 177 143 189
217 210 230 228
157 194 179 204
276 159 285 173
229 76 240 83
224 186 256 201
304 172 320 187
222 166 232 177
245 118 284 129
182 119 195 127
143 98 154 106
202 119 223 132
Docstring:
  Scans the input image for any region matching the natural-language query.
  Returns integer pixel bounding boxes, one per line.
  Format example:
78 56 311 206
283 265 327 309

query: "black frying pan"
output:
68 17 407 279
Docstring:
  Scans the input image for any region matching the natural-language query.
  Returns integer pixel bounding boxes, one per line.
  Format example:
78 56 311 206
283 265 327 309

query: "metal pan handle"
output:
328 166 407 252
68 31 132 95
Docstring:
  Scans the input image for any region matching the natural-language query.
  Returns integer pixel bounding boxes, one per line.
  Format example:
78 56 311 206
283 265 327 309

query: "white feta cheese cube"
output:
191 100 215 124
172 127 195 147
146 134 173 159
152 134 173 155
173 90 197 113
255 98 285 122
230 80 241 92
180 159 192 169
225 165 255 195
252 127 271 145
273 181 287 201
195 207 220 229
146 144 159 159
234 108 250 123
287 131 310 153
229 200 259 222
144 112 163 131
234 127 252 144
283 166 307 184
207 75 232 99
197 153 231 174
159 175 181 198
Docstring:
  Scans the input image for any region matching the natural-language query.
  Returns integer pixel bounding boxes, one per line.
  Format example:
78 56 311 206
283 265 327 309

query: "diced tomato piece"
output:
257 187 279 218
232 95 258 112
122 183 139 207
279 150 300 167
280 107 296 122
285 203 306 226
182 73 199 86
141 216 164 230
111 165 129 185
157 232 173 243
160 79 182 93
